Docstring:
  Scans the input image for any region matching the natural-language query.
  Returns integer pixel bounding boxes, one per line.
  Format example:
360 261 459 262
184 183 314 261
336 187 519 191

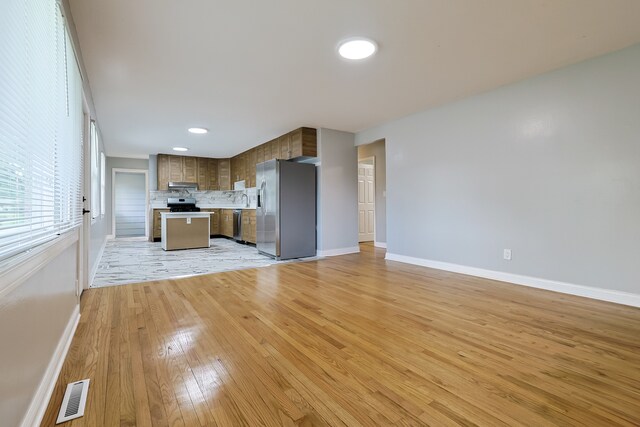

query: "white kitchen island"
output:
161 212 212 251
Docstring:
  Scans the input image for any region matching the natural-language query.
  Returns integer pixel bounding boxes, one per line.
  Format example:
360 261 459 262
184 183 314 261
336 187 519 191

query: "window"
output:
0 1 84 263
100 153 106 216
90 121 100 220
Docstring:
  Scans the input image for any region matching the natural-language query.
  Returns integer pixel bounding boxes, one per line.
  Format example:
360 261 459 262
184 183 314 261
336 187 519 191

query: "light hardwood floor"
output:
42 244 640 426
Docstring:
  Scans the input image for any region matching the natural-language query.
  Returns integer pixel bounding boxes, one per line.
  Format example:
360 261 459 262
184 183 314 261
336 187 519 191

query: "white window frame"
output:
100 152 106 217
90 121 100 222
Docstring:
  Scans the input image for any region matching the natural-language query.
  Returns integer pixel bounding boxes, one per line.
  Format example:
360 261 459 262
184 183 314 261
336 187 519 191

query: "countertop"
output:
160 212 214 217
151 205 256 210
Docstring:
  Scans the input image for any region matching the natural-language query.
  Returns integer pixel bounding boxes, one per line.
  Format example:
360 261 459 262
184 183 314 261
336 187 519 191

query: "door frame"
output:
79 102 91 294
357 156 376 242
111 168 149 239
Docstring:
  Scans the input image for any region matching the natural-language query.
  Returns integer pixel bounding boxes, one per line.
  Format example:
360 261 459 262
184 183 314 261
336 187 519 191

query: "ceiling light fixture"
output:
188 127 208 134
172 147 189 152
337 37 378 60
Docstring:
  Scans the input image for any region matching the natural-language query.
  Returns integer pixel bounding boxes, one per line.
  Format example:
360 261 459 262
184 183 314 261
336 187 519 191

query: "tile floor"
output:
92 237 291 287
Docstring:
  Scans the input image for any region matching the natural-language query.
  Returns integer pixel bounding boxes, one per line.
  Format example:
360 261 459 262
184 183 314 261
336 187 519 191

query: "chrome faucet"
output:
241 193 249 207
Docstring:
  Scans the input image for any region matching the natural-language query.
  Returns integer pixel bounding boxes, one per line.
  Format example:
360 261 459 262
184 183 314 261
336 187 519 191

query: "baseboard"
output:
21 304 80 427
374 241 387 249
385 253 640 308
317 246 361 257
89 237 107 287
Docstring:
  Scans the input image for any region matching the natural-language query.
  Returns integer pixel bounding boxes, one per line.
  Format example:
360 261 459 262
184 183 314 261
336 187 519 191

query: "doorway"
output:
357 139 386 248
112 169 148 238
358 157 375 242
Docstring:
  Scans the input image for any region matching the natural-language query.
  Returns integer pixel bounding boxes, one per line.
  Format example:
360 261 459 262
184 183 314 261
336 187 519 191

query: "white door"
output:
358 162 375 242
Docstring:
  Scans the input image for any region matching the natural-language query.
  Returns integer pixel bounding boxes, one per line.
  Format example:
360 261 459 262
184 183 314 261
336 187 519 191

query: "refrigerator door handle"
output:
258 180 266 210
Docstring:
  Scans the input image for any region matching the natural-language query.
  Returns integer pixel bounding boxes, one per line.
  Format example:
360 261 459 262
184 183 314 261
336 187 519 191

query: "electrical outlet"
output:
503 249 512 261
187 218 191 224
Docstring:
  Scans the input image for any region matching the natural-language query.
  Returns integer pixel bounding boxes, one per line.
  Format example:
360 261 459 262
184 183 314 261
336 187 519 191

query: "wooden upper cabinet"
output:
262 141 271 161
158 154 224 190
246 148 257 188
239 153 247 183
279 134 291 159
197 157 209 190
207 158 218 190
290 127 317 158
256 145 264 165
182 156 198 183
231 153 246 184
158 154 192 187
269 139 279 160
157 154 170 190
218 159 231 190
234 155 240 183
155 127 315 192
168 155 183 182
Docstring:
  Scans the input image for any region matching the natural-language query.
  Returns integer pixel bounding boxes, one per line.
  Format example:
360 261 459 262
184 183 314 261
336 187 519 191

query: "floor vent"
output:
56 379 90 424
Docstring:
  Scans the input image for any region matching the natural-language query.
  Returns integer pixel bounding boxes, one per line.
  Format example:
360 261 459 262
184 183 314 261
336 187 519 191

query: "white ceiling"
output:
69 0 640 159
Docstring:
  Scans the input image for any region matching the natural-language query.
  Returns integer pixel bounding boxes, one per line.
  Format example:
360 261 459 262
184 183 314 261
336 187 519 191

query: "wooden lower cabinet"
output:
221 209 234 237
210 209 220 235
153 209 169 240
242 209 256 243
201 209 220 236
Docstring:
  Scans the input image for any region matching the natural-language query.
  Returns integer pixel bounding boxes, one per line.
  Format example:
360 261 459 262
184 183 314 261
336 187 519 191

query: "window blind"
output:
0 0 84 263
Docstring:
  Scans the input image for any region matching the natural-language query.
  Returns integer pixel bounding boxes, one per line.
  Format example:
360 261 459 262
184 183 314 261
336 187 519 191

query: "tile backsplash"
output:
150 188 257 208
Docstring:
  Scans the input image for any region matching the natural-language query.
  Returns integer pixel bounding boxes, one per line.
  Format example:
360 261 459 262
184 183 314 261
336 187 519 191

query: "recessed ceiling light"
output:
337 37 378 60
172 147 189 152
188 127 208 134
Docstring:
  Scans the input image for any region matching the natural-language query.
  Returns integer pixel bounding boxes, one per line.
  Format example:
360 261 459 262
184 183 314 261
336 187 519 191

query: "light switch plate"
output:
503 249 512 260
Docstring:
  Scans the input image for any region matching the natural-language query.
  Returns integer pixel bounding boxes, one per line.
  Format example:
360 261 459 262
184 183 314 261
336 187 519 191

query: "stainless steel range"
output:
167 197 201 212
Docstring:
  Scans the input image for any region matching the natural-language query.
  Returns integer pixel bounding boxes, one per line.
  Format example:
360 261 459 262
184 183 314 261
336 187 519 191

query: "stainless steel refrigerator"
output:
256 159 316 260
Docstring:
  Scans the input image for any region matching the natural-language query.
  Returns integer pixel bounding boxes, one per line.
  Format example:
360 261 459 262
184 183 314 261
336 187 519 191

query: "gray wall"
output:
105 157 149 236
356 44 640 295
317 128 359 253
148 154 158 191
0 241 78 426
358 139 386 244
